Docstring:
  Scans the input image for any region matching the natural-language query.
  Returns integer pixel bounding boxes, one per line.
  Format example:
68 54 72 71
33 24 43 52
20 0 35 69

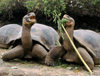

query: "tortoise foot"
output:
2 45 24 61
45 54 56 66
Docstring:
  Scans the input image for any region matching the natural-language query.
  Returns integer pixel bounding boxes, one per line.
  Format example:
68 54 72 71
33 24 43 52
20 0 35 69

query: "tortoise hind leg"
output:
2 45 24 61
77 47 94 70
63 47 94 70
45 46 65 66
32 44 48 63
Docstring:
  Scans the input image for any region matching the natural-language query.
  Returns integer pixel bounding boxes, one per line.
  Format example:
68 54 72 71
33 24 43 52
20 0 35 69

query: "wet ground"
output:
0 49 100 76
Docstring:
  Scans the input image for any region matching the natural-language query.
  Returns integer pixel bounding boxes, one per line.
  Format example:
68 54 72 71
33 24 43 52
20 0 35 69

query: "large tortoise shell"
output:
74 29 100 59
0 23 59 50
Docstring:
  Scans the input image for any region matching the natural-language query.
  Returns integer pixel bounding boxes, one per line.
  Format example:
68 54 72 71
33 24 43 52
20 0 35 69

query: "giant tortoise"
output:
45 14 100 70
0 12 59 63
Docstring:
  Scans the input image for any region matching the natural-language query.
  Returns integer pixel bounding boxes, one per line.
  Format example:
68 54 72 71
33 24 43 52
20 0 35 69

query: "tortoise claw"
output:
45 54 56 66
46 61 55 66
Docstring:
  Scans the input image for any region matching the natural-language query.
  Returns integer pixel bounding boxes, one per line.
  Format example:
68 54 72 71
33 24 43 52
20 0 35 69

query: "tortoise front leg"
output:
2 45 24 61
32 44 48 63
76 47 94 70
63 47 94 70
45 46 65 66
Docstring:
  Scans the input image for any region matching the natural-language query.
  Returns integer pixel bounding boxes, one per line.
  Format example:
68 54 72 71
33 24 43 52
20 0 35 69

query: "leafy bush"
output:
0 0 99 21
0 0 24 12
78 0 100 5
0 0 68 22
25 0 68 23
0 0 27 20
0 0 100 29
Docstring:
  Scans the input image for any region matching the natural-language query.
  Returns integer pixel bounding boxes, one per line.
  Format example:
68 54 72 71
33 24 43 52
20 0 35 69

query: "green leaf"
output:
62 18 68 24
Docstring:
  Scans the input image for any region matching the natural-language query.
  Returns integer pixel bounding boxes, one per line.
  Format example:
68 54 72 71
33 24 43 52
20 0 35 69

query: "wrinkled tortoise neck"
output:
63 22 75 51
22 21 32 29
65 23 74 40
22 24 33 52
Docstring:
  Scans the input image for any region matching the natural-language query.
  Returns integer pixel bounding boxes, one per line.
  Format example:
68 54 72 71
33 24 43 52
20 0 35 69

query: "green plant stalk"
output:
61 24 93 74
56 40 61 46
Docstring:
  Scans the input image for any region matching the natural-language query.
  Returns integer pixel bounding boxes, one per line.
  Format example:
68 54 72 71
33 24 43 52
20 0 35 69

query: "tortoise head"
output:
63 14 75 27
23 12 36 28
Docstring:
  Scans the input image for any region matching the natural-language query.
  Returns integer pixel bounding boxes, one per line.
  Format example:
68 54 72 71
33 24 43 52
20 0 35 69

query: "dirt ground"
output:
0 49 100 76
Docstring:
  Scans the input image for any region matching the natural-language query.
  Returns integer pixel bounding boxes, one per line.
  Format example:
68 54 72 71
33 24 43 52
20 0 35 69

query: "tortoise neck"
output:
63 24 74 51
22 24 32 50
66 26 74 40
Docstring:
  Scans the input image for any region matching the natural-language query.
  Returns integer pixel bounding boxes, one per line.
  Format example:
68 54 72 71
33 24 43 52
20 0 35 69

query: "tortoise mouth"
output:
63 14 71 21
23 12 37 27
29 18 36 23
25 16 36 24
30 16 36 23
30 16 35 20
24 18 36 26
63 14 74 23
62 14 74 27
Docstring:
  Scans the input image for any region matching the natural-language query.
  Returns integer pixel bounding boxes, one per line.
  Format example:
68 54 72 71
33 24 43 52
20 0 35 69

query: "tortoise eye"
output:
67 15 70 18
28 13 30 16
30 16 35 19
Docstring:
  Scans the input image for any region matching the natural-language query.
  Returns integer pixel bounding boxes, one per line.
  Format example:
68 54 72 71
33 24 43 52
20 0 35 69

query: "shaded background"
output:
0 0 100 31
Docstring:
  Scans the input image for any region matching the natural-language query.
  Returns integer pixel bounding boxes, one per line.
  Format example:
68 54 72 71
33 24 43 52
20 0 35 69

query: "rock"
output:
42 73 52 76
0 67 9 76
61 74 69 76
26 72 42 76
11 66 18 69
10 69 25 76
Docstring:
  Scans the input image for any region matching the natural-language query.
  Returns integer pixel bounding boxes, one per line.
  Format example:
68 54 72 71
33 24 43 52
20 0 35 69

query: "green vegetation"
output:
0 0 24 11
0 0 68 22
0 0 19 13
25 0 100 22
56 59 80 70
0 0 100 20
0 0 100 30
0 0 25 20
78 0 100 5
25 0 68 23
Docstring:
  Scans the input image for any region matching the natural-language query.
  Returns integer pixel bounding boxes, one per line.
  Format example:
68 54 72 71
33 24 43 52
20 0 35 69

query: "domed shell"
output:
74 29 100 59
31 23 59 50
0 24 22 48
0 23 59 50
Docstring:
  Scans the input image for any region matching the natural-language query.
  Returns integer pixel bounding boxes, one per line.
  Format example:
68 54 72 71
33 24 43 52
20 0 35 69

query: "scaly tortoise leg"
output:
63 47 94 70
77 47 94 70
45 46 65 66
32 44 48 63
2 45 24 61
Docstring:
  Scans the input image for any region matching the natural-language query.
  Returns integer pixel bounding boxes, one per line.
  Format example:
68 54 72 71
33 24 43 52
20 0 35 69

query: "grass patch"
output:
56 59 81 70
